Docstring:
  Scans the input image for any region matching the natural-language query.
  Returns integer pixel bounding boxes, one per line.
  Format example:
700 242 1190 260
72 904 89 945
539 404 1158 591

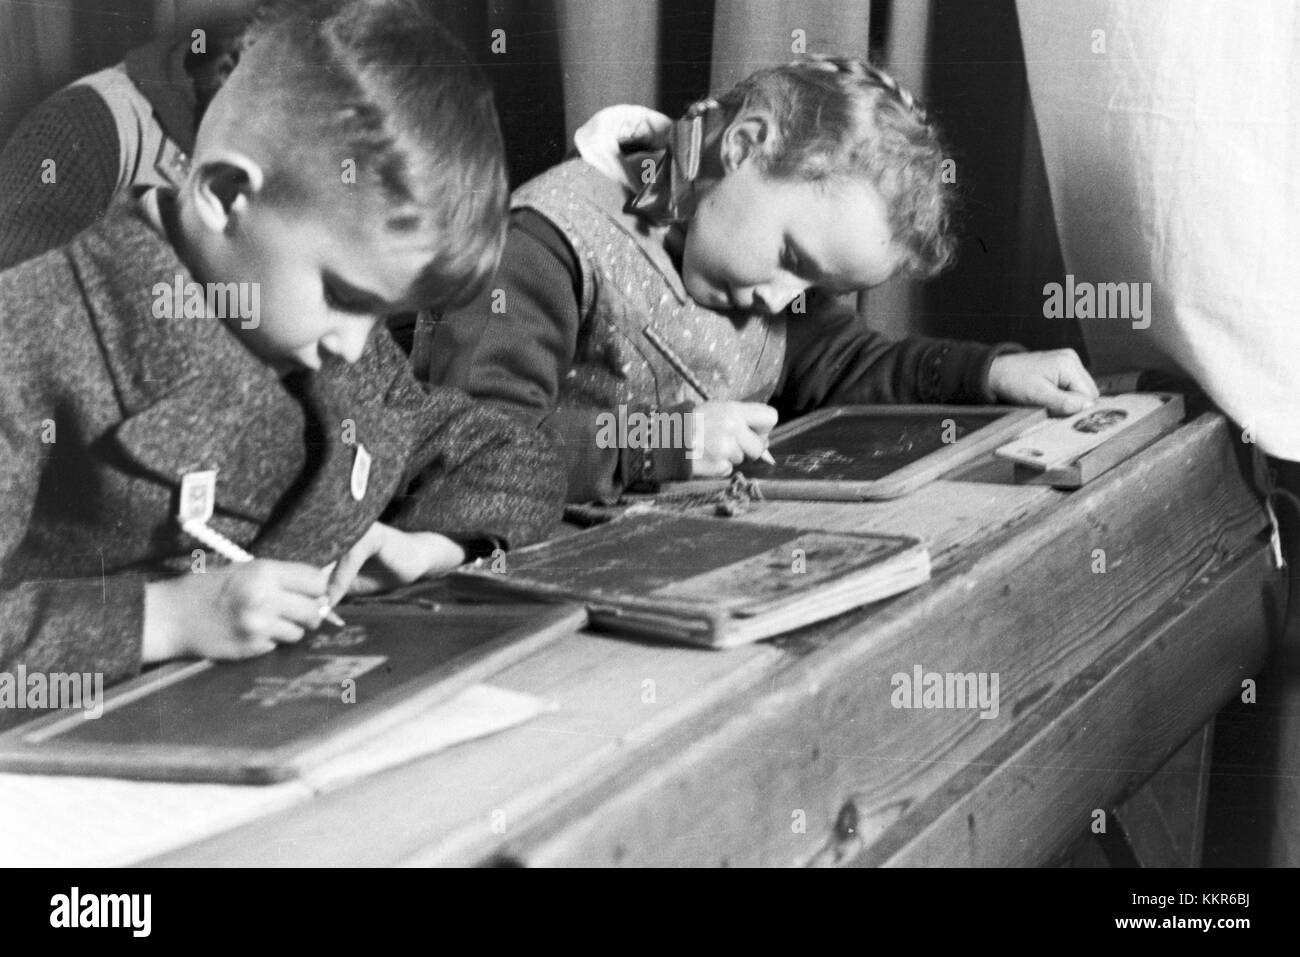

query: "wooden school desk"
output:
145 412 1278 866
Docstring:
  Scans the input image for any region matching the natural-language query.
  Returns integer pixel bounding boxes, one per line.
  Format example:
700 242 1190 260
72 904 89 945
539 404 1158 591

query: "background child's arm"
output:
0 86 121 271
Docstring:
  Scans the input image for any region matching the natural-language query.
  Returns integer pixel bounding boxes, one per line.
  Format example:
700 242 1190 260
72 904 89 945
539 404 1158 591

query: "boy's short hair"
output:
235 0 508 309
716 56 955 279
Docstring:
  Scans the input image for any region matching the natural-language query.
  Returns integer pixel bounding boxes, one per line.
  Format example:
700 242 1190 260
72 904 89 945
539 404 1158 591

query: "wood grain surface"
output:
145 414 1274 866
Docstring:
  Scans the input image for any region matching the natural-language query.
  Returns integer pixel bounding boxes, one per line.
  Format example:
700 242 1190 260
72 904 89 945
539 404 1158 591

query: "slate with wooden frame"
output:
663 404 1044 501
450 512 931 649
0 601 586 785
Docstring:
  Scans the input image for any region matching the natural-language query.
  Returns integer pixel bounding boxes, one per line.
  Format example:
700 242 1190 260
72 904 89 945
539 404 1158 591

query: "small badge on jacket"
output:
178 470 217 523
351 444 372 501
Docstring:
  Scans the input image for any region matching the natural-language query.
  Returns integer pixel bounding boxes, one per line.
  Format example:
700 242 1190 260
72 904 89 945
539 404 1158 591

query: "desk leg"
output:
1107 723 1215 867
1056 723 1215 868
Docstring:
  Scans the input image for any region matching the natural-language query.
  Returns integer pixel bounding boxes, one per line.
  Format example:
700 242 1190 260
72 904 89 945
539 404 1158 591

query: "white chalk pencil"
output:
181 518 345 628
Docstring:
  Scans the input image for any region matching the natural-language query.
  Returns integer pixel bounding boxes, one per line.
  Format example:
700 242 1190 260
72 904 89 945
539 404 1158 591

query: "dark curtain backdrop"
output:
0 0 1078 351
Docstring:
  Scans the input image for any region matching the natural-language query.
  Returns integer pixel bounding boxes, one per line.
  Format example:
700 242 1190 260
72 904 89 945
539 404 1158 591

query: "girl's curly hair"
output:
715 55 957 280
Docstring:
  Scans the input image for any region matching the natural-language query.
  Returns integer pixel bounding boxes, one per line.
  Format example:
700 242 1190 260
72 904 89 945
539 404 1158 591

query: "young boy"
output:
0 0 561 707
428 58 1100 502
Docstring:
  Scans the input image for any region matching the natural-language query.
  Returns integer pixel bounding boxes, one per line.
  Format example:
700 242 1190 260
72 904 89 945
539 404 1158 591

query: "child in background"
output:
0 10 253 270
0 0 560 701
428 57 1099 502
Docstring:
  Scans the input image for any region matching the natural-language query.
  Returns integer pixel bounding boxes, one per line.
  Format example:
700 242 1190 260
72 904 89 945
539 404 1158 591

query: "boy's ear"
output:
719 112 773 173
190 151 265 233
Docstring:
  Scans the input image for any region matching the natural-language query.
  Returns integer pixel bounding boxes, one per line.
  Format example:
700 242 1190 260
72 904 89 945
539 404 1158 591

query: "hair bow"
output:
625 98 720 225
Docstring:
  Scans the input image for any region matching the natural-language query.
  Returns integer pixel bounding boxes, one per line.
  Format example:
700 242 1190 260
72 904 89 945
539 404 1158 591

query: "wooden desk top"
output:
148 413 1277 866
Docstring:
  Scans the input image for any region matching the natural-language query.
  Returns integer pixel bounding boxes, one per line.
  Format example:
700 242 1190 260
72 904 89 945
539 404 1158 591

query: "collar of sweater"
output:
66 193 281 415
124 39 199 155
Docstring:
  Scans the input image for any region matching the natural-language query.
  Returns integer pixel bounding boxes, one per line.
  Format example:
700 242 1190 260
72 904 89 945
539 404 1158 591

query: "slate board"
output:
0 599 586 784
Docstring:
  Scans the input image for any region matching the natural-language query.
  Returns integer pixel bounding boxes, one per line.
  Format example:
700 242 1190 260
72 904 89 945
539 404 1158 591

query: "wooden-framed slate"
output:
663 404 1044 501
0 601 586 785
452 512 931 648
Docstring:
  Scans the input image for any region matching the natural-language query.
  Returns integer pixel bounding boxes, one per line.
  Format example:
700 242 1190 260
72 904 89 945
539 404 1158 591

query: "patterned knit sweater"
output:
431 159 1020 502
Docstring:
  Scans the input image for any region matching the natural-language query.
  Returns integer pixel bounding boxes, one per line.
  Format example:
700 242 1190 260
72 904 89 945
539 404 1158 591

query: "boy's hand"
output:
687 401 779 478
142 560 331 664
987 349 1100 415
325 522 466 606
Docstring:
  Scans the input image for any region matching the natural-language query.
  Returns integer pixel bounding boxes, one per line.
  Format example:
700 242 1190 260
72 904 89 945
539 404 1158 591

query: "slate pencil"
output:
641 325 777 465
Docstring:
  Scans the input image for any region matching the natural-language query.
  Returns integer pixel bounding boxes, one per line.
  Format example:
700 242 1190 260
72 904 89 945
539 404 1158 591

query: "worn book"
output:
0 601 585 784
451 513 931 648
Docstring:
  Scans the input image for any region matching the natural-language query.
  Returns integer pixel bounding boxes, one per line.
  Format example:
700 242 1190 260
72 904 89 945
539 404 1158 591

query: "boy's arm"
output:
0 576 147 716
773 292 1024 417
381 329 566 549
431 210 686 503
0 86 121 270
0 359 144 692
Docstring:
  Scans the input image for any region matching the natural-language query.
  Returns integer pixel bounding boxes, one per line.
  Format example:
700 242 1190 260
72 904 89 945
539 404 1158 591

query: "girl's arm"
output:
432 210 691 502
773 292 1023 417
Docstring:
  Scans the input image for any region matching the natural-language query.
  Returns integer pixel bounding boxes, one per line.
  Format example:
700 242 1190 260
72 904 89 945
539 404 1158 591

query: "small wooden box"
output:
1014 393 1185 489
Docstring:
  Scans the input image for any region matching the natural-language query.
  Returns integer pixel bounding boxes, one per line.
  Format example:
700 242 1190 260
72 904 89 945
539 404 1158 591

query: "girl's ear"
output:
189 150 265 234
719 112 773 173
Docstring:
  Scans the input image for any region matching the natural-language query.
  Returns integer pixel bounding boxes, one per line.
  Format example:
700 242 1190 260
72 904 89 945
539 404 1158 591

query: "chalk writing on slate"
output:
745 412 992 482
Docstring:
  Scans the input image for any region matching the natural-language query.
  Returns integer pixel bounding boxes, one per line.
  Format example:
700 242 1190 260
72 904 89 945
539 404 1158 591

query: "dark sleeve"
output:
0 86 121 271
428 208 582 414
375 333 564 550
773 292 1025 417
431 209 689 503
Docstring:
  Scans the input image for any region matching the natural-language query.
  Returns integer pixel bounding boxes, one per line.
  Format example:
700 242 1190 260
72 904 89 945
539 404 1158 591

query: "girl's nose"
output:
755 277 811 316
321 321 374 364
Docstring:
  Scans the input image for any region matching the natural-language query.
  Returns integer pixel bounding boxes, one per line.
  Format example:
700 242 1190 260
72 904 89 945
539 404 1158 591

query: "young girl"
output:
428 56 1099 502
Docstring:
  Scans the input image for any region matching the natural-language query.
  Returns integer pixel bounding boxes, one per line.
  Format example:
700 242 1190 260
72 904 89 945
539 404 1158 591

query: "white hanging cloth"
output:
1017 0 1299 460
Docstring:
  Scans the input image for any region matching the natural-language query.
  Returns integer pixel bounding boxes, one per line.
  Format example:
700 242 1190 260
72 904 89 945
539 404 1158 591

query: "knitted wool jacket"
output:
0 197 563 702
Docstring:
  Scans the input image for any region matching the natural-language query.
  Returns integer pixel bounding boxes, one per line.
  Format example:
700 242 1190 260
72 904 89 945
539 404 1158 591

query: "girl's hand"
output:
687 401 779 478
987 349 1100 415
143 560 331 663
325 522 466 606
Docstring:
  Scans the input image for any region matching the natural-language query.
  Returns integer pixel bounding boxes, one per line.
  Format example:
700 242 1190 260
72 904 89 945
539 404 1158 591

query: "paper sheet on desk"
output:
0 683 554 867
1017 0 1300 460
